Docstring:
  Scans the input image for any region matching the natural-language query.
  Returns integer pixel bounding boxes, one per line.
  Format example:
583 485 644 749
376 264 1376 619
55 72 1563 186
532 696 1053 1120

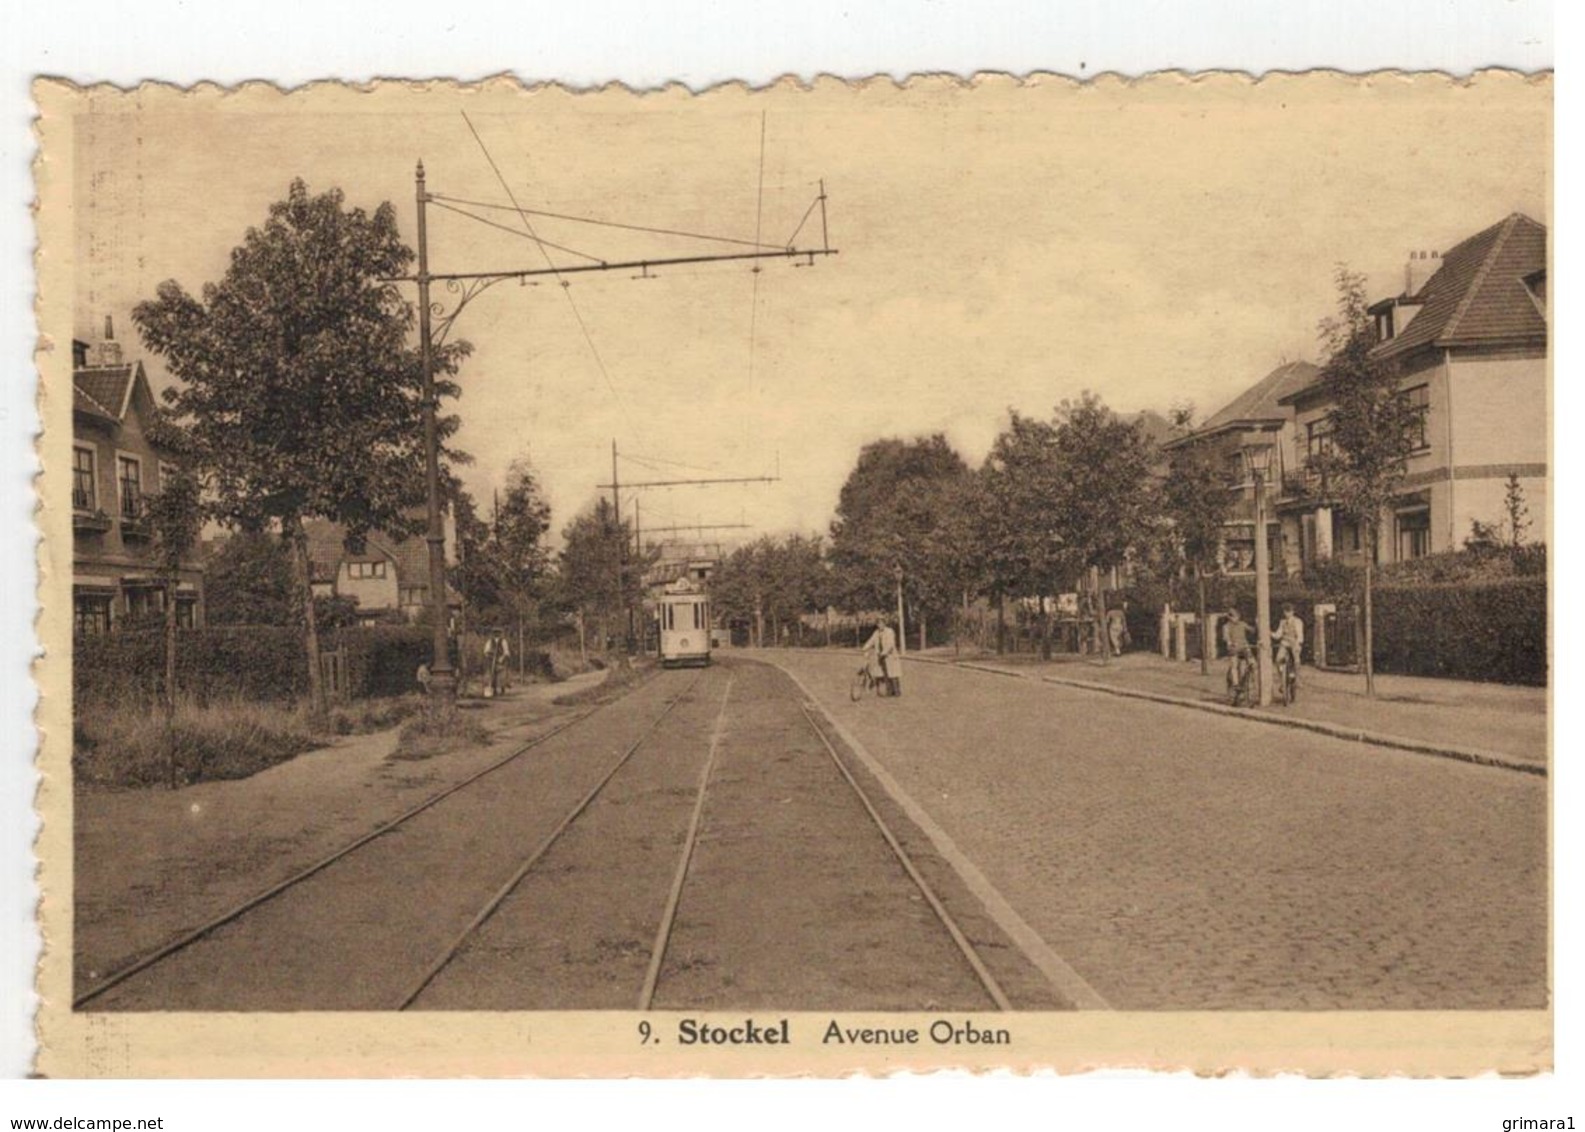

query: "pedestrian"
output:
862 616 901 697
416 661 432 697
1106 605 1127 656
483 629 512 697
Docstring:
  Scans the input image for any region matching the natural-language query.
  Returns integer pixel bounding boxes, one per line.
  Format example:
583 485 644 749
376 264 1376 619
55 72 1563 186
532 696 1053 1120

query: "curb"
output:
911 656 1544 777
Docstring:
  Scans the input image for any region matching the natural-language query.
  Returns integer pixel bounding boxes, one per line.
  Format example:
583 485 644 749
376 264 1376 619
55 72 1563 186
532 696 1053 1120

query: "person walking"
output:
483 629 512 697
1105 604 1129 656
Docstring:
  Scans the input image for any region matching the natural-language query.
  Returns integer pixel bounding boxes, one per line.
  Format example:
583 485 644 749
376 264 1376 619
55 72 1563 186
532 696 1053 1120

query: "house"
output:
72 321 204 635
1162 360 1320 577
304 512 459 626
1278 213 1548 564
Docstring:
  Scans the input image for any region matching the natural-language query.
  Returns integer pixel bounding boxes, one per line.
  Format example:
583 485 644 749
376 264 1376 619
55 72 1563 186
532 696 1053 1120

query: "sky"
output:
67 75 1550 553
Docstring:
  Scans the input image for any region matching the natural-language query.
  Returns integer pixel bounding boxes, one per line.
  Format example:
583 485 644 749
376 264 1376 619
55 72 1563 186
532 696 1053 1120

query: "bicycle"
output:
850 664 892 701
1273 646 1299 705
1226 650 1257 707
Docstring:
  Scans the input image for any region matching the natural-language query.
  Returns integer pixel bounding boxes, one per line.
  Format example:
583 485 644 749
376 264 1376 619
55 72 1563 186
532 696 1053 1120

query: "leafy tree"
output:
204 532 297 626
1161 406 1236 673
979 412 1074 658
134 179 470 718
1048 393 1158 664
828 435 972 646
1309 266 1417 697
557 498 651 652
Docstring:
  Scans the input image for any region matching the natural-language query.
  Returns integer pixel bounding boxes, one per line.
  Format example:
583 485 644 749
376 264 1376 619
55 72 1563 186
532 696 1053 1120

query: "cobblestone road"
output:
767 650 1547 1010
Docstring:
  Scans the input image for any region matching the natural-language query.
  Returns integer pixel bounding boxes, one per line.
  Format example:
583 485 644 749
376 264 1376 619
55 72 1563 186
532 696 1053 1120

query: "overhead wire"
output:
427 199 607 265
459 110 638 438
427 193 780 251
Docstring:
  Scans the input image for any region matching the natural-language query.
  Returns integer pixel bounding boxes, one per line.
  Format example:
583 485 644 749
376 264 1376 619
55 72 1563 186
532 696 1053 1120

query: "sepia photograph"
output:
32 71 1550 1076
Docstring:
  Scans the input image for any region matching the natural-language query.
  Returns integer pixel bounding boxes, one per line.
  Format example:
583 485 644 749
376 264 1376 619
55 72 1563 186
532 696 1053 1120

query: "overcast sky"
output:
69 75 1549 550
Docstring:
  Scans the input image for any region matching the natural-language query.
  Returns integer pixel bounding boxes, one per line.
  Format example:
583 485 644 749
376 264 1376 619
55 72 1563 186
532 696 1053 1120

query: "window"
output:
73 591 112 636
347 560 388 580
1306 417 1334 468
399 585 426 607
1374 307 1395 342
117 455 142 519
1402 384 1430 452
158 460 178 492
1396 507 1431 561
175 596 197 630
124 585 165 620
73 447 96 511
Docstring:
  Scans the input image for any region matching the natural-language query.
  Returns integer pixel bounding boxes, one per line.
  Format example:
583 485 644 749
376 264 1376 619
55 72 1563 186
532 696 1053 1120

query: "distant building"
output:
1278 213 1548 564
304 513 459 625
71 319 204 635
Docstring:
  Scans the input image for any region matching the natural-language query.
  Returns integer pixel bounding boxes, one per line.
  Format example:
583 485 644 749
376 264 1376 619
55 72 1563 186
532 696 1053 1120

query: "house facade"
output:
71 327 204 635
1163 360 1319 578
305 512 458 626
1278 213 1548 565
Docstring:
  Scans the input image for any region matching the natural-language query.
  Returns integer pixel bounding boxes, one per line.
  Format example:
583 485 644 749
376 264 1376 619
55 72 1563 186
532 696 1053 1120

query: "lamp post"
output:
415 160 455 708
1243 440 1275 707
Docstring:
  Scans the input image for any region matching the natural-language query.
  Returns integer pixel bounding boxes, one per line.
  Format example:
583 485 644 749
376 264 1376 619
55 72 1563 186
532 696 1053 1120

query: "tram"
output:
657 578 712 668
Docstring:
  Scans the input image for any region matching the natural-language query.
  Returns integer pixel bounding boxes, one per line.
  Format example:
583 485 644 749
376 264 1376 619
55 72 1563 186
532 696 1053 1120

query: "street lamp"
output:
1242 439 1275 707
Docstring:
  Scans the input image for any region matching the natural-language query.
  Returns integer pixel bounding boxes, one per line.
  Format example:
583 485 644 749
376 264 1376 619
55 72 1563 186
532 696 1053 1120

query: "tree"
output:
144 464 202 789
134 179 469 720
455 459 554 662
1310 265 1418 697
204 532 297 626
557 498 651 653
978 412 1074 659
1161 407 1236 674
828 435 972 646
1048 393 1159 664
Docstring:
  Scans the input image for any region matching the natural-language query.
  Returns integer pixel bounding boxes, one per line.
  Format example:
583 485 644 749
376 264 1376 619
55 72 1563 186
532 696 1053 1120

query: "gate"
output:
320 643 349 703
1317 604 1360 671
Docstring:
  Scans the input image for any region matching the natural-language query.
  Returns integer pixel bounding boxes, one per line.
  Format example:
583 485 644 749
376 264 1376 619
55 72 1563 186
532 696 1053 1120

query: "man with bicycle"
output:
862 616 901 697
1271 603 1304 674
1222 607 1254 697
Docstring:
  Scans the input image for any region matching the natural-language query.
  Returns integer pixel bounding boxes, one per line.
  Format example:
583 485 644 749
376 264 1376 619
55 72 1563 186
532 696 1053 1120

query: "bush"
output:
1372 576 1546 685
74 626 309 708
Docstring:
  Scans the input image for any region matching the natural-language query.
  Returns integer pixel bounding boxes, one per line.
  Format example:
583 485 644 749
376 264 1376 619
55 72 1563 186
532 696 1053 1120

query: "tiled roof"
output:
1167 361 1319 447
304 516 455 601
1375 213 1548 361
72 363 137 422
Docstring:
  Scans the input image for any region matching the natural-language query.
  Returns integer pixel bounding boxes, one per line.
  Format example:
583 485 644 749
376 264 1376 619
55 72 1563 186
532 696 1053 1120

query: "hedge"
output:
74 624 461 707
1371 576 1546 685
1115 573 1546 685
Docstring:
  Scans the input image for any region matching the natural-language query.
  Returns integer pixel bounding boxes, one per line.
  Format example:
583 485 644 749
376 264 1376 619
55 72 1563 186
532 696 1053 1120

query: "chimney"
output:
1404 249 1441 298
94 313 124 366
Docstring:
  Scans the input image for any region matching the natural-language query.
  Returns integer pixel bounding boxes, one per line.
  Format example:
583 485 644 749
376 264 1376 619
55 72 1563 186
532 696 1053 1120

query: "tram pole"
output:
416 161 455 708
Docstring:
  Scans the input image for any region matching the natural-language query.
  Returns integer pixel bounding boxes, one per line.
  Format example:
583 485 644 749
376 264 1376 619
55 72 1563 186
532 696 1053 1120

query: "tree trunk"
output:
1363 526 1377 698
286 516 326 722
754 596 764 649
517 618 525 676
163 576 179 789
918 610 926 654
577 608 587 668
1040 601 1052 661
995 591 1006 656
1196 568 1209 676
1094 570 1111 666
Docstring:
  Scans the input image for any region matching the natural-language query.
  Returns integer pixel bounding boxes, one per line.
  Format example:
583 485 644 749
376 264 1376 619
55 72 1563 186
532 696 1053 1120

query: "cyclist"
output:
862 616 900 697
1271 603 1304 676
1222 607 1254 697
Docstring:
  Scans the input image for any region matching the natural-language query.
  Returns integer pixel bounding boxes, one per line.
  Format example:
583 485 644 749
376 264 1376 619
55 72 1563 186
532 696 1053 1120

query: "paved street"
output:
761 649 1547 1010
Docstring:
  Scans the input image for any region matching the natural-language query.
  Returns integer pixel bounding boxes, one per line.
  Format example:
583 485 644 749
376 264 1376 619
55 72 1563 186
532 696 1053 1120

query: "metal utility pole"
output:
612 440 626 650
385 160 837 697
415 161 454 706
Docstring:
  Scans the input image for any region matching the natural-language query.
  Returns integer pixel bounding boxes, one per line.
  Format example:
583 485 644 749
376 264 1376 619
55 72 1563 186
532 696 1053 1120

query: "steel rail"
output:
637 672 735 1010
71 675 654 1010
397 670 708 1010
797 702 1014 1012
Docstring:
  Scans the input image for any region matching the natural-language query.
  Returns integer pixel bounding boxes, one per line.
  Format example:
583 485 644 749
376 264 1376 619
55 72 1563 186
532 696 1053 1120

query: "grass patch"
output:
326 694 423 736
74 696 323 790
391 702 492 761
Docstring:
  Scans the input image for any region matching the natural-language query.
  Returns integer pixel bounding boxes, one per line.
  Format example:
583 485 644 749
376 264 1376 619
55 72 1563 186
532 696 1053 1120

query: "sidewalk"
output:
913 647 1547 772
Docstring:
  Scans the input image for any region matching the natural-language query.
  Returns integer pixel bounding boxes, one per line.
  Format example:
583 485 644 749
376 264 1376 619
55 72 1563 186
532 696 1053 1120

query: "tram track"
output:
72 667 679 1011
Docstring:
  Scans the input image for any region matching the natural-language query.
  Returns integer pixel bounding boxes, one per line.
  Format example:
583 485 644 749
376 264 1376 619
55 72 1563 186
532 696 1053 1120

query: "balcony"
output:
73 507 113 535
119 501 153 541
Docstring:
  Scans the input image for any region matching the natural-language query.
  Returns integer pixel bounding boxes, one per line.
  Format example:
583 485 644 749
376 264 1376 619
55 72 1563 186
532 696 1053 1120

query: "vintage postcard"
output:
32 72 1550 1077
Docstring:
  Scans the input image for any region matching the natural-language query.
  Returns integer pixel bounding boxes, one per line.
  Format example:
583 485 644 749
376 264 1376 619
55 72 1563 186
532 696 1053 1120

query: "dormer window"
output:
1375 306 1396 342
